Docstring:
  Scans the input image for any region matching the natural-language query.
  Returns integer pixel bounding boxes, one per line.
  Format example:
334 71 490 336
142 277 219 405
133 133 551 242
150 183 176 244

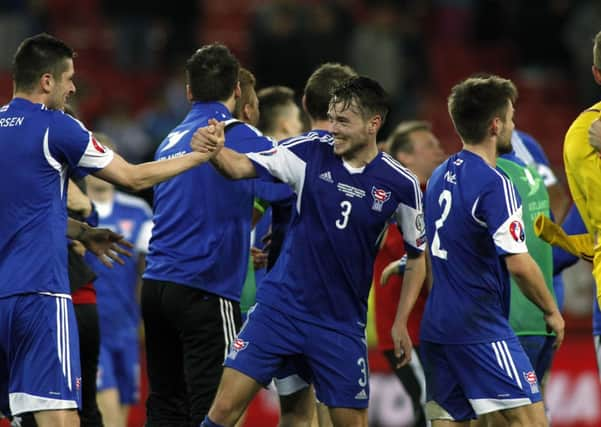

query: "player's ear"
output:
186 84 193 102
592 65 601 85
234 81 241 100
369 115 382 134
301 94 308 114
40 72 53 94
490 117 502 136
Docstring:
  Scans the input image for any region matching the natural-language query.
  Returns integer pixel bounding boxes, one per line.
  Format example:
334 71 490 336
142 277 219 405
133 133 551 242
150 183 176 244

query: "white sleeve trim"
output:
77 133 114 169
135 219 153 253
395 201 426 252
492 206 528 254
247 146 306 214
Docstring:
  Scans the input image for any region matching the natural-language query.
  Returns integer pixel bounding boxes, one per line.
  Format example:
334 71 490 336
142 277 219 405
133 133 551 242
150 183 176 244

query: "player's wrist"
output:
74 222 91 241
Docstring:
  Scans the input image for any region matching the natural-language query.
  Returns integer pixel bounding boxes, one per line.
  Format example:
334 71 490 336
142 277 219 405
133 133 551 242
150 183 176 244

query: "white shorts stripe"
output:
63 299 72 391
491 341 503 369
219 299 230 360
225 300 236 347
501 340 522 390
56 298 62 368
495 340 512 379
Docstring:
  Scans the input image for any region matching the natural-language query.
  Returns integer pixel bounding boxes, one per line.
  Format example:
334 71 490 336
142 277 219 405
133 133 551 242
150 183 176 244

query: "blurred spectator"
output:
348 0 429 136
563 0 601 106
96 101 152 164
0 0 44 70
102 0 166 70
249 0 311 93
140 92 181 153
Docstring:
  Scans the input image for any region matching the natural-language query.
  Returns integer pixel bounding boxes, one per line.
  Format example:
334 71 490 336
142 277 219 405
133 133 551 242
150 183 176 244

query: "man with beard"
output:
419 75 564 426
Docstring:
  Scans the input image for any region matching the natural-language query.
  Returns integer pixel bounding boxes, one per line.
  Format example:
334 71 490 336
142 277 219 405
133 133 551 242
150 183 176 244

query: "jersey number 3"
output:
336 200 352 229
431 190 452 260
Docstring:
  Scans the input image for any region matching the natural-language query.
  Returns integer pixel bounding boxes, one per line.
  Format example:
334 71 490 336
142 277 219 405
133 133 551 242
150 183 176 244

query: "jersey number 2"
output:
431 190 452 260
336 200 352 229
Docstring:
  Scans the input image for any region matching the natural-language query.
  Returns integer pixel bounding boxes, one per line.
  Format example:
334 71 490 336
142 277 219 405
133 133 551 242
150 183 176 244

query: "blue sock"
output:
199 416 225 427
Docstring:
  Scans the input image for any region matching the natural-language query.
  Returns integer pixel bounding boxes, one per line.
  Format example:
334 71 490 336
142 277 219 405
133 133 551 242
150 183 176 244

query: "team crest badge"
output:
228 338 248 360
371 187 391 212
523 371 539 394
509 221 525 242
118 220 134 240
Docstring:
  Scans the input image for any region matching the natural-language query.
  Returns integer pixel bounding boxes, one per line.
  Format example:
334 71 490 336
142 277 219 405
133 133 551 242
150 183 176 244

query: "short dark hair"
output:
388 120 432 158
257 86 296 134
234 67 257 118
304 63 356 121
448 75 517 144
186 43 240 102
330 76 390 124
13 33 75 92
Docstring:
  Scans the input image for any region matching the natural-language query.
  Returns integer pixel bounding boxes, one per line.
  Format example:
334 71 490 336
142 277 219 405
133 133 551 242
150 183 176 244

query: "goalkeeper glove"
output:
533 214 594 262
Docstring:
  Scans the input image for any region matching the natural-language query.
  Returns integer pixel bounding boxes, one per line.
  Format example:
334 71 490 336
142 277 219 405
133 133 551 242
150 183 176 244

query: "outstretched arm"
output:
190 119 257 180
93 122 224 191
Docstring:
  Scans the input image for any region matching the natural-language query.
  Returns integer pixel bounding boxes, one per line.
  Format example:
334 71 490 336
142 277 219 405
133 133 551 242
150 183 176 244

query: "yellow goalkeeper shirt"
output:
564 102 601 244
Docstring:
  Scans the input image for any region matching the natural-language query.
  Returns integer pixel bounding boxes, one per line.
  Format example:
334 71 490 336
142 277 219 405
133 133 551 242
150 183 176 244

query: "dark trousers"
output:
16 303 103 427
383 349 426 427
141 279 241 427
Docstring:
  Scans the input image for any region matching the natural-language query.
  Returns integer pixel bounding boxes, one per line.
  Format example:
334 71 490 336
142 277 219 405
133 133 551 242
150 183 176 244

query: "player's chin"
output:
333 142 347 155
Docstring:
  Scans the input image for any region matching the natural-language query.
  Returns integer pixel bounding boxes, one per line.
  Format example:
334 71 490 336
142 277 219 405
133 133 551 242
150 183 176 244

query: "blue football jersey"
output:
247 131 426 336
512 130 557 187
85 192 152 346
144 102 273 301
0 98 113 297
421 150 528 344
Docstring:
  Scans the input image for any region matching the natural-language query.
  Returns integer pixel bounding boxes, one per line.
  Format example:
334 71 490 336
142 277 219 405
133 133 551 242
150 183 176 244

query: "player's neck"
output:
13 91 48 107
463 141 497 167
343 142 379 168
310 119 331 132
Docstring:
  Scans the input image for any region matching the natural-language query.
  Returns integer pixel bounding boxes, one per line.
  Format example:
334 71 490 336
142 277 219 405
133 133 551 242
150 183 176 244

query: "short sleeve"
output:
475 172 528 255
393 177 426 255
48 113 113 174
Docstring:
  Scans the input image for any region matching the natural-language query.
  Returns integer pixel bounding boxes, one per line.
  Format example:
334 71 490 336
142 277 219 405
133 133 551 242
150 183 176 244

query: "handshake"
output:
190 118 226 159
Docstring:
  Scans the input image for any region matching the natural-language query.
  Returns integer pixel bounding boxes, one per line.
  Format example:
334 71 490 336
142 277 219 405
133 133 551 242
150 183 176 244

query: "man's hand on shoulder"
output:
190 118 225 162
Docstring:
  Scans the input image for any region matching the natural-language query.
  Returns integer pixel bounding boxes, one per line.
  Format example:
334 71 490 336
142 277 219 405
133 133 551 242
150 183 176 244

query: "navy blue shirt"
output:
144 102 273 301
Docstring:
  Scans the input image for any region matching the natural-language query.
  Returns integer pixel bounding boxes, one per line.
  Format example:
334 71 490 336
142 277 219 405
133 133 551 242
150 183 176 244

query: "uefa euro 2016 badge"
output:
227 338 248 360
509 220 525 242
523 371 539 394
371 186 391 212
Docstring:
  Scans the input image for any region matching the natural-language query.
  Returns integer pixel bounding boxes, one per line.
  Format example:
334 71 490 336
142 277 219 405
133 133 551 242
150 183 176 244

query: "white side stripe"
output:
219 298 237 360
43 128 67 198
56 298 62 369
496 340 512 379
491 342 503 368
64 299 72 391
501 340 522 390
225 300 236 350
